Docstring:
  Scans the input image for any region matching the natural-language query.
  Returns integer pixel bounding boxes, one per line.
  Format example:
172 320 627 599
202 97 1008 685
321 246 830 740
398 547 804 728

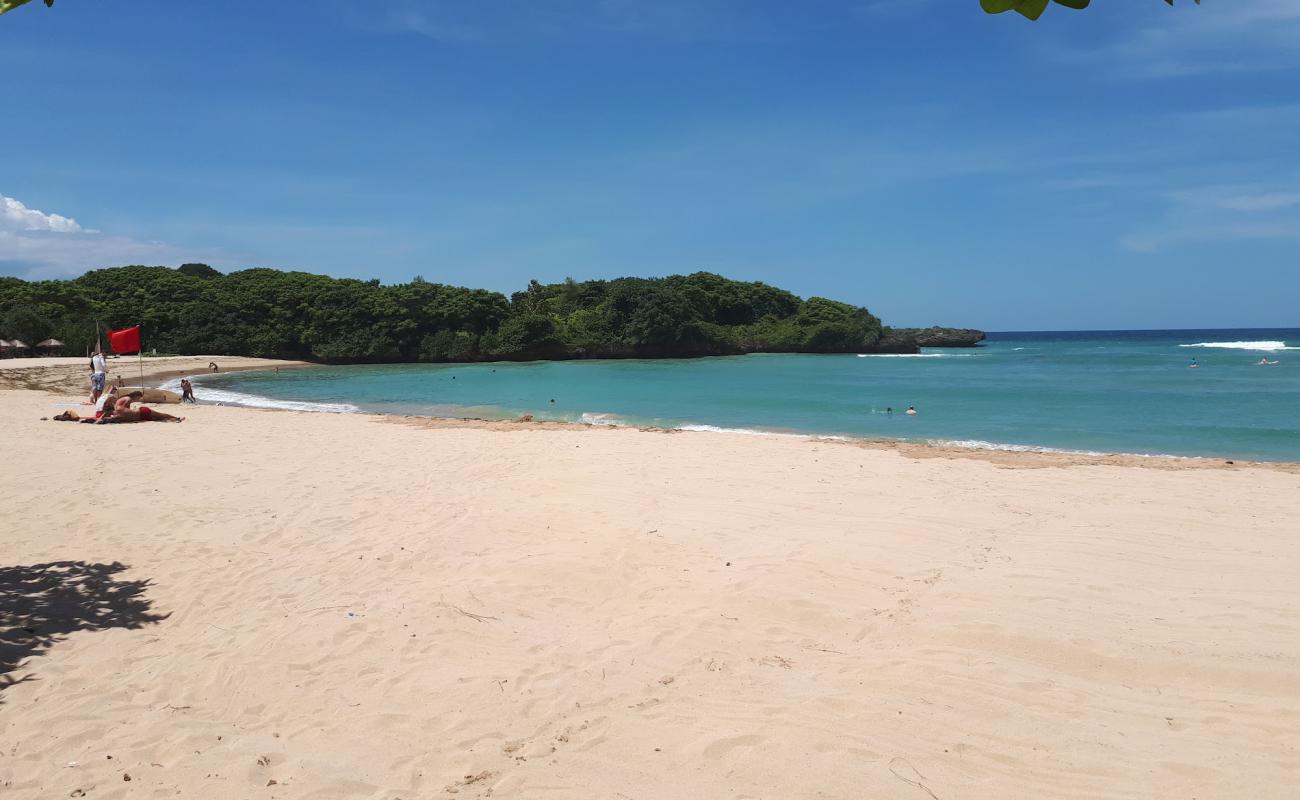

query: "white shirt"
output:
92 353 106 375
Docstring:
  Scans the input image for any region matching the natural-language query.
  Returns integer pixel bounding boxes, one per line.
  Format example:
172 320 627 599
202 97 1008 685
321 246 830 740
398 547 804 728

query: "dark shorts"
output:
92 373 106 392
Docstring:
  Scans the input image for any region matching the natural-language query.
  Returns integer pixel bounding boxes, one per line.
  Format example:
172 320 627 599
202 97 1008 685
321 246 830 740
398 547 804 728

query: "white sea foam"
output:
932 438 1108 456
677 423 847 441
855 353 971 358
930 438 1195 460
579 412 626 426
160 377 358 413
1179 340 1296 352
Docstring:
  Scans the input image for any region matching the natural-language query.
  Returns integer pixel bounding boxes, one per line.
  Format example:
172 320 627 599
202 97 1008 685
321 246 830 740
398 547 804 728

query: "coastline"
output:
381 413 1300 473
4 386 1298 799
6 352 1294 470
0 354 317 395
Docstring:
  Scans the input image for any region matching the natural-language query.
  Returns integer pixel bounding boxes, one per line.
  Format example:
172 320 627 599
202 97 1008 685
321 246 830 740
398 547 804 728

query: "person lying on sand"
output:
99 406 184 423
52 406 184 423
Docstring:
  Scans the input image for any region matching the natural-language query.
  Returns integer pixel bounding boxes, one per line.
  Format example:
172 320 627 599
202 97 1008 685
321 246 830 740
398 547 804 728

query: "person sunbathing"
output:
99 405 184 423
115 390 145 413
52 406 183 423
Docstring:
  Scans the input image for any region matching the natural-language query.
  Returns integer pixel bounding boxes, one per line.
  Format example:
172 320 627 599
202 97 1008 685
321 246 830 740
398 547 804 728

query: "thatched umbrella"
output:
36 338 65 352
10 340 28 350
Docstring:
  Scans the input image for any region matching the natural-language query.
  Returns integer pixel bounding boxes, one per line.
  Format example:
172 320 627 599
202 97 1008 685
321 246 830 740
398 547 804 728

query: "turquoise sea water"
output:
182 329 1300 461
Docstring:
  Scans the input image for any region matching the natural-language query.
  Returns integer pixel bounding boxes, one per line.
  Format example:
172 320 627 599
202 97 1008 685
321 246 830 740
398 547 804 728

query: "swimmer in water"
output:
1189 358 1199 368
885 407 893 415
906 406 917 416
1258 357 1280 366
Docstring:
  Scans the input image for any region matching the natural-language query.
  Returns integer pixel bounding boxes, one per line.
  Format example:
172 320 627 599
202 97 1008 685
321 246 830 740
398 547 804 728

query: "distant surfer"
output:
1258 357 1279 366
906 406 917 416
1188 358 1199 369
885 407 893 415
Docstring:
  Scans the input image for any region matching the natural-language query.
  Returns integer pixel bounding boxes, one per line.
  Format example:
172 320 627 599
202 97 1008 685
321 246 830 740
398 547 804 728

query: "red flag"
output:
108 325 141 354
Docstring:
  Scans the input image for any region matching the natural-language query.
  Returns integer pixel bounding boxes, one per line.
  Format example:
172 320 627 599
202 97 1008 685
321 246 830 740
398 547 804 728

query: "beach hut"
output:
0 339 11 358
9 340 28 353
36 338 65 354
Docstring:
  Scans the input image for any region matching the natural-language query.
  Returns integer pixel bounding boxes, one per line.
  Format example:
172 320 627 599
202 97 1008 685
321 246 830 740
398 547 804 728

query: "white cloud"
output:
1048 0 1300 78
1121 181 1300 252
1121 221 1300 253
0 193 222 280
1220 192 1300 212
350 0 807 45
1 195 84 234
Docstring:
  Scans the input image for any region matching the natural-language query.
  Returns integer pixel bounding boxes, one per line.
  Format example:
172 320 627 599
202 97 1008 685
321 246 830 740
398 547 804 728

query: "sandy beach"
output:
0 355 314 396
2 379 1299 799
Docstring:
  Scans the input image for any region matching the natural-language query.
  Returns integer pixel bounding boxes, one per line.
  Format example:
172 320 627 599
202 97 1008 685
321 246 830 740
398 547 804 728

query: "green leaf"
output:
0 0 52 14
1054 0 1091 9
1015 0 1050 20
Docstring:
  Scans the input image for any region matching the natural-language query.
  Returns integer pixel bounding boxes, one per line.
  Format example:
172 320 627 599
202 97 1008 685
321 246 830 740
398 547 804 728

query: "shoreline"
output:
380 413 1300 473
6 354 1297 471
0 354 317 395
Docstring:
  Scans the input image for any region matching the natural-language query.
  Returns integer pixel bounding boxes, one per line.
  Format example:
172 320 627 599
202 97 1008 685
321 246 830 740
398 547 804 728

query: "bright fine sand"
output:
2 381 1299 799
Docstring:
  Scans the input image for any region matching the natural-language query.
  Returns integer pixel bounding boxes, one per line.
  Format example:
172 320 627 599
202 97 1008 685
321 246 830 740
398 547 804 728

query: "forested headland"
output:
0 265 980 362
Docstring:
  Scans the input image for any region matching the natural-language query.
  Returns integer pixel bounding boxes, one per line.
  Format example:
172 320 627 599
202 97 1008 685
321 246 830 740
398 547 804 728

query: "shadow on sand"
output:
1 561 167 701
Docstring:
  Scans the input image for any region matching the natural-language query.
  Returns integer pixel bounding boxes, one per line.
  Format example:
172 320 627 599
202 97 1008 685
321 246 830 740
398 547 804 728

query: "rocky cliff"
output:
888 327 986 348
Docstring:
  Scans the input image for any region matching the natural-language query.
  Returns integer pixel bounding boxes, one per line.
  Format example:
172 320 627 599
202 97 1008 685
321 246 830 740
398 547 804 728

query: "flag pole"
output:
138 322 145 390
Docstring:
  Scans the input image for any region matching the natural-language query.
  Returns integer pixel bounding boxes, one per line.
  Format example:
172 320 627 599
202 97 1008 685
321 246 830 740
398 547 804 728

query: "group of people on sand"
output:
56 386 185 424
63 351 198 424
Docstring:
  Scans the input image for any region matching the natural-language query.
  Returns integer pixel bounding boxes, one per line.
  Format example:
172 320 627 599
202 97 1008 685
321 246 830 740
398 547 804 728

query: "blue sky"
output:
2 0 1298 330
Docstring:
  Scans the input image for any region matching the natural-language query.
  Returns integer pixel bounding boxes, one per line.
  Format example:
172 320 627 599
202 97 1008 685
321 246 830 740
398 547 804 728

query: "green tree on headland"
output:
0 266 926 362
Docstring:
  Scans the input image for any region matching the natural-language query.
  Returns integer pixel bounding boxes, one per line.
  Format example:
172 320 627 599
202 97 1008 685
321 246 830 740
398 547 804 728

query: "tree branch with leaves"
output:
981 0 1200 21
0 0 52 15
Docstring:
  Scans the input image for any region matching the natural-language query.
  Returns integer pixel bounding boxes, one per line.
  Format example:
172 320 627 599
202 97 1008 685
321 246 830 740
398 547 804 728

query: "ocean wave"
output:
160 377 358 414
579 412 627 426
677 423 847 441
931 438 1108 456
856 353 971 358
928 438 1193 459
1179 341 1296 352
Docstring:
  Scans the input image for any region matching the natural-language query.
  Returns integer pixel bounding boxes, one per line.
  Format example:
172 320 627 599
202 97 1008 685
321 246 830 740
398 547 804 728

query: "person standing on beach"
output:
180 378 196 403
90 350 107 404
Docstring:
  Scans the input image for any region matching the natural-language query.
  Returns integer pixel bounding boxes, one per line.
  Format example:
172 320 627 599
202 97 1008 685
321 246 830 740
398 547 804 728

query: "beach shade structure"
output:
36 338 65 353
10 339 28 350
0 339 11 357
